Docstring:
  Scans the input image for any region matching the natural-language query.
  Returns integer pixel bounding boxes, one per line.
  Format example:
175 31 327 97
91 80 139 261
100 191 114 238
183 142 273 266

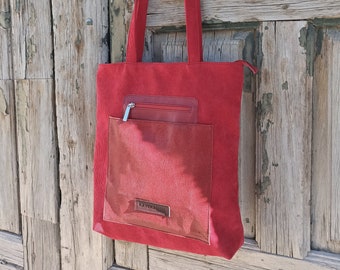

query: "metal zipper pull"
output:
122 102 135 121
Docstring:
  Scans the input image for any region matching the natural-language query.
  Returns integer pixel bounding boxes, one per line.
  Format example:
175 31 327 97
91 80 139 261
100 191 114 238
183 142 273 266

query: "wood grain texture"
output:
9 0 53 79
329 32 340 244
0 80 20 234
312 29 340 253
149 240 340 270
52 0 113 268
256 21 312 259
146 0 340 27
15 79 58 223
0 0 11 80
109 0 132 63
0 0 20 235
0 231 23 268
22 216 60 270
115 241 148 270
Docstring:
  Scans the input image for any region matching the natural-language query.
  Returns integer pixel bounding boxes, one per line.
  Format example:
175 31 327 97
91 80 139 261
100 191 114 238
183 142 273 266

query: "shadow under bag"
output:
93 0 257 259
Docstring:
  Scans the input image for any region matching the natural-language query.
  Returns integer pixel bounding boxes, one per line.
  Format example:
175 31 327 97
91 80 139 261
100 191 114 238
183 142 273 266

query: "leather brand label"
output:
134 199 170 217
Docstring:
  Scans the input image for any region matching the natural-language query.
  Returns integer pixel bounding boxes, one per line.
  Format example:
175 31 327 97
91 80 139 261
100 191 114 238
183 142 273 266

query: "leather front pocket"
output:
104 117 213 243
123 95 198 123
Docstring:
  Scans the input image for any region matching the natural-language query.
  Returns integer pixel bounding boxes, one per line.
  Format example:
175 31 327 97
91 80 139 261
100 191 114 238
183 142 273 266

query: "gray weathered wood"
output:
115 241 148 270
238 92 256 238
330 32 340 244
146 0 340 27
255 21 312 258
312 29 340 253
0 0 20 235
9 0 53 79
109 0 132 63
22 216 60 270
149 240 340 270
15 79 59 223
8 1 62 269
0 0 11 80
0 231 23 268
0 80 20 234
52 0 113 269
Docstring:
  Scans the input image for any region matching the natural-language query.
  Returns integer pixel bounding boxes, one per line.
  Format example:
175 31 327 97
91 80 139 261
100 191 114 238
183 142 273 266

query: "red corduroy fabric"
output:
93 0 257 259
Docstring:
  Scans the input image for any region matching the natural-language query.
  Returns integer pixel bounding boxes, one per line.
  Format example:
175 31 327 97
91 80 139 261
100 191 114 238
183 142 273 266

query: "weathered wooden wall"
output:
1 0 340 269
0 0 113 269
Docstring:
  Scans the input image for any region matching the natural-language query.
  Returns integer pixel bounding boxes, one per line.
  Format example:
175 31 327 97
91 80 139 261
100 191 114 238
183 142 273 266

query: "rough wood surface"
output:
115 241 148 270
149 240 340 270
109 0 132 63
329 32 340 244
9 0 53 79
7 1 62 269
15 79 58 223
0 0 20 235
22 216 60 270
0 231 23 268
0 0 11 79
0 80 20 234
146 0 340 27
255 21 312 258
312 29 340 253
52 0 113 269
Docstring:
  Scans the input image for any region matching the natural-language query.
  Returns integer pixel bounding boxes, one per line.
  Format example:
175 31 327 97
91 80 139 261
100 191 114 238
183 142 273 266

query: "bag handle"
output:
126 0 203 63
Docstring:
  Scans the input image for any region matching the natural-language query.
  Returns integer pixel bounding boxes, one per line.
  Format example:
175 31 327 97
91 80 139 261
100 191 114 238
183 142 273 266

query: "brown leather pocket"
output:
104 117 213 243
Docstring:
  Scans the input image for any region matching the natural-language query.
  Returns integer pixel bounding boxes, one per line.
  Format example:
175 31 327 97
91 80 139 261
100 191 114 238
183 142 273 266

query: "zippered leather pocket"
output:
104 117 213 243
104 95 212 243
123 95 198 123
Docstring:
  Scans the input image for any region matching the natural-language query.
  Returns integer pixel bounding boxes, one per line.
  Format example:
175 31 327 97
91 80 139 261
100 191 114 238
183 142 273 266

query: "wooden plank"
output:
109 0 131 63
15 79 59 223
255 21 312 258
115 241 148 270
22 216 60 270
0 0 20 234
9 0 53 79
312 29 340 253
0 80 20 234
0 263 23 270
0 0 11 80
329 31 340 244
52 0 113 269
149 240 340 270
238 91 256 238
0 231 23 268
146 0 340 27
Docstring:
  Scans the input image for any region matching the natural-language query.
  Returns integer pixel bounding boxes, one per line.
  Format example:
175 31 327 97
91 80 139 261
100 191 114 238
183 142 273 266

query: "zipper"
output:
122 102 192 122
123 102 136 121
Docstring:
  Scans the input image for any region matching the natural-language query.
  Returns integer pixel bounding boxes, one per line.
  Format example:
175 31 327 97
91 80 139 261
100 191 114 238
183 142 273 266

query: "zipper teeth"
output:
135 103 191 111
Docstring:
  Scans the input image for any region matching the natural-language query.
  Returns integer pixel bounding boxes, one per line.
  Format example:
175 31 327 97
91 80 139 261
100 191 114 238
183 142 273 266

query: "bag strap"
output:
126 0 203 63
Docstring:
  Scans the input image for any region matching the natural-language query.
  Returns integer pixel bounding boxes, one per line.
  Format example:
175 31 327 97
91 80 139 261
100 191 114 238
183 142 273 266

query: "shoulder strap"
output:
126 0 203 63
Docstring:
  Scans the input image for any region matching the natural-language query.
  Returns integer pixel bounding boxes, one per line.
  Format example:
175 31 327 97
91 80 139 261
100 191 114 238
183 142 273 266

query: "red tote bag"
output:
93 0 257 259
